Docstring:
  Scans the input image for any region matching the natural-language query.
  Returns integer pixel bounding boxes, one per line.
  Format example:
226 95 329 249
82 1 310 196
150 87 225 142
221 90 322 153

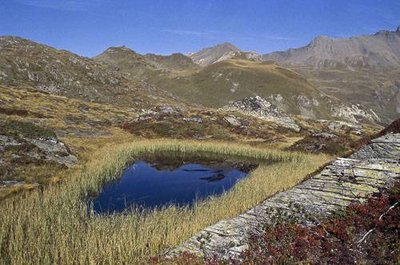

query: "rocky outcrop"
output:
0 120 77 181
331 104 381 124
222 96 301 131
169 133 400 259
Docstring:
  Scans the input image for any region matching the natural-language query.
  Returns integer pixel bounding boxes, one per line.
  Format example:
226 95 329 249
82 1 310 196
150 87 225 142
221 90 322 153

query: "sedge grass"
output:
0 139 331 264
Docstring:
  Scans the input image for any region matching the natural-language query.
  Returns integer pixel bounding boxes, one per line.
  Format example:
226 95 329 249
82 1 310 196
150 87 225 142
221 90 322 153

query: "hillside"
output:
94 46 199 79
96 46 381 123
189 42 241 66
263 27 400 69
189 42 262 67
0 36 178 108
144 53 199 71
149 58 364 120
263 27 400 123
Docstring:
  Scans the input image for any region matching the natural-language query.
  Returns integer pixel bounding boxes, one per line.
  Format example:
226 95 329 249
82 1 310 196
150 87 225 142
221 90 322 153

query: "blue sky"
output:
1 0 399 57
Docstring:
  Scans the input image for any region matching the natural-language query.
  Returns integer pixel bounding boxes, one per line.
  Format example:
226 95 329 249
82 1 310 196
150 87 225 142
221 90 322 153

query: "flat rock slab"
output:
168 133 400 259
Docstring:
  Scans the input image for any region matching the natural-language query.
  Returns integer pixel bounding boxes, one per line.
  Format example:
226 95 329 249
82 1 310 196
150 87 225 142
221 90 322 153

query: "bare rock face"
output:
223 116 241 127
330 104 381 124
222 96 301 132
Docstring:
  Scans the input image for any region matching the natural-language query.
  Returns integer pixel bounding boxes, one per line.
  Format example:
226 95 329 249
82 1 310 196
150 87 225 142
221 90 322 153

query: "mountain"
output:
94 46 199 79
263 27 400 69
95 43 380 123
94 46 152 78
189 42 240 66
144 53 199 71
0 36 178 108
1 34 389 125
262 27 400 123
147 58 356 120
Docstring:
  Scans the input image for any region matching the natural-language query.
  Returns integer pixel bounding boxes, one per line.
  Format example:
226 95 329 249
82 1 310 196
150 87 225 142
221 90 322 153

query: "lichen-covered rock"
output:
169 133 400 259
331 104 381 124
223 116 241 127
222 96 301 132
183 117 203 123
0 120 77 182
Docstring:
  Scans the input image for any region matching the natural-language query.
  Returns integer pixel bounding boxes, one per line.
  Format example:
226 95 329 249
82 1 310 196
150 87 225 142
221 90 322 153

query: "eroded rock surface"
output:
222 96 301 132
170 133 400 259
0 120 77 181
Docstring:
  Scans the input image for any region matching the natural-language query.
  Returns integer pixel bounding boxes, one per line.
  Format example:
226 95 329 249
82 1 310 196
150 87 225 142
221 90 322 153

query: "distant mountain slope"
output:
96 44 380 122
144 53 199 71
94 44 337 117
94 46 152 78
263 27 400 69
148 59 343 119
94 46 199 79
189 42 241 66
0 36 178 108
262 27 400 123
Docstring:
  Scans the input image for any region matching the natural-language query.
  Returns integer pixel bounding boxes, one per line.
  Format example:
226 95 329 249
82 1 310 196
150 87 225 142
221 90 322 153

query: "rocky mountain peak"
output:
264 27 400 70
311 35 332 43
215 42 241 52
397 25 400 33
189 42 241 66
100 46 139 56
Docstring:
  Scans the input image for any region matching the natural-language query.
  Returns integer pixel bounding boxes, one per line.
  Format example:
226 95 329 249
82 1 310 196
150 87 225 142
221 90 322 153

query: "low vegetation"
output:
163 182 400 264
0 139 331 264
236 182 400 264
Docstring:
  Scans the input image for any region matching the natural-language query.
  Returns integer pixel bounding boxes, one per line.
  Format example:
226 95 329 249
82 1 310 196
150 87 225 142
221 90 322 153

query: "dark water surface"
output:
91 159 255 214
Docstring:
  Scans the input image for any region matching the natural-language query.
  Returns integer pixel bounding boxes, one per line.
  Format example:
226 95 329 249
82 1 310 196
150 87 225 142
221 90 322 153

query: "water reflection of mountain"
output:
200 173 226 182
137 154 257 172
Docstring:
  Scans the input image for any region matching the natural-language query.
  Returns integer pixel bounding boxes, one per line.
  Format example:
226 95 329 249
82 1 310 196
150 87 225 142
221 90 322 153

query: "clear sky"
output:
1 0 399 57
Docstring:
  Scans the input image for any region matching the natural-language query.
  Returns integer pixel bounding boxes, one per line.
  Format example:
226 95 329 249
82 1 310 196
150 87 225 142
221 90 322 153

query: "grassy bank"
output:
0 139 331 264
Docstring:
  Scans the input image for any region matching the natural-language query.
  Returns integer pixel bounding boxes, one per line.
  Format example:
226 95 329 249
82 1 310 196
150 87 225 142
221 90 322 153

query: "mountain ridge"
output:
0 36 180 108
263 27 400 69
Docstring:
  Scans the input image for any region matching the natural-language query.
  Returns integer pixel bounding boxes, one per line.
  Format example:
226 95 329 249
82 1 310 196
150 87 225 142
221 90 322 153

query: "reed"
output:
0 139 331 264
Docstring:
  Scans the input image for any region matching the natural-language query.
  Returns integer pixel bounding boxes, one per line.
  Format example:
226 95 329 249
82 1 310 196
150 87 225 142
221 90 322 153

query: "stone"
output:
311 132 337 139
222 96 300 132
0 135 21 147
223 116 241 126
330 104 381 123
168 133 400 259
159 105 179 115
27 138 77 167
183 117 203 123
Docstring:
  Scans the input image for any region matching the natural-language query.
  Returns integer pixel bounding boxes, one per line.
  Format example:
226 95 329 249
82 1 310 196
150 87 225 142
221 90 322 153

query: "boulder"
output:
223 116 241 127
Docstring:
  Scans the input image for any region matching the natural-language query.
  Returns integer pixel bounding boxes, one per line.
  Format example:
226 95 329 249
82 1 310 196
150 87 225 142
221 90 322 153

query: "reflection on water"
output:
90 159 256 214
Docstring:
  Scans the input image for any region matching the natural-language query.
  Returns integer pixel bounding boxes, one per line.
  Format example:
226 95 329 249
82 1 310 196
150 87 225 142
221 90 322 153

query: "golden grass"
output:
0 85 137 132
0 139 332 264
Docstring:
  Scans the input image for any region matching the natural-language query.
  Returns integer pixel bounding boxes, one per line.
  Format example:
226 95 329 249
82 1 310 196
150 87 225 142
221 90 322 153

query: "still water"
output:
91 159 255 214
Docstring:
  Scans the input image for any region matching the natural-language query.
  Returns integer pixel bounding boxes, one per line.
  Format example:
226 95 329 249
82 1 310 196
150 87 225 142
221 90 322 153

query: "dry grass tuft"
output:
0 139 331 264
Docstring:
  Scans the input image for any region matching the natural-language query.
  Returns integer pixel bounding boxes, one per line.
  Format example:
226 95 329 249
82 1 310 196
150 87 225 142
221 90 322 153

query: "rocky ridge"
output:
222 96 381 133
170 133 400 259
263 27 400 69
0 36 178 108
